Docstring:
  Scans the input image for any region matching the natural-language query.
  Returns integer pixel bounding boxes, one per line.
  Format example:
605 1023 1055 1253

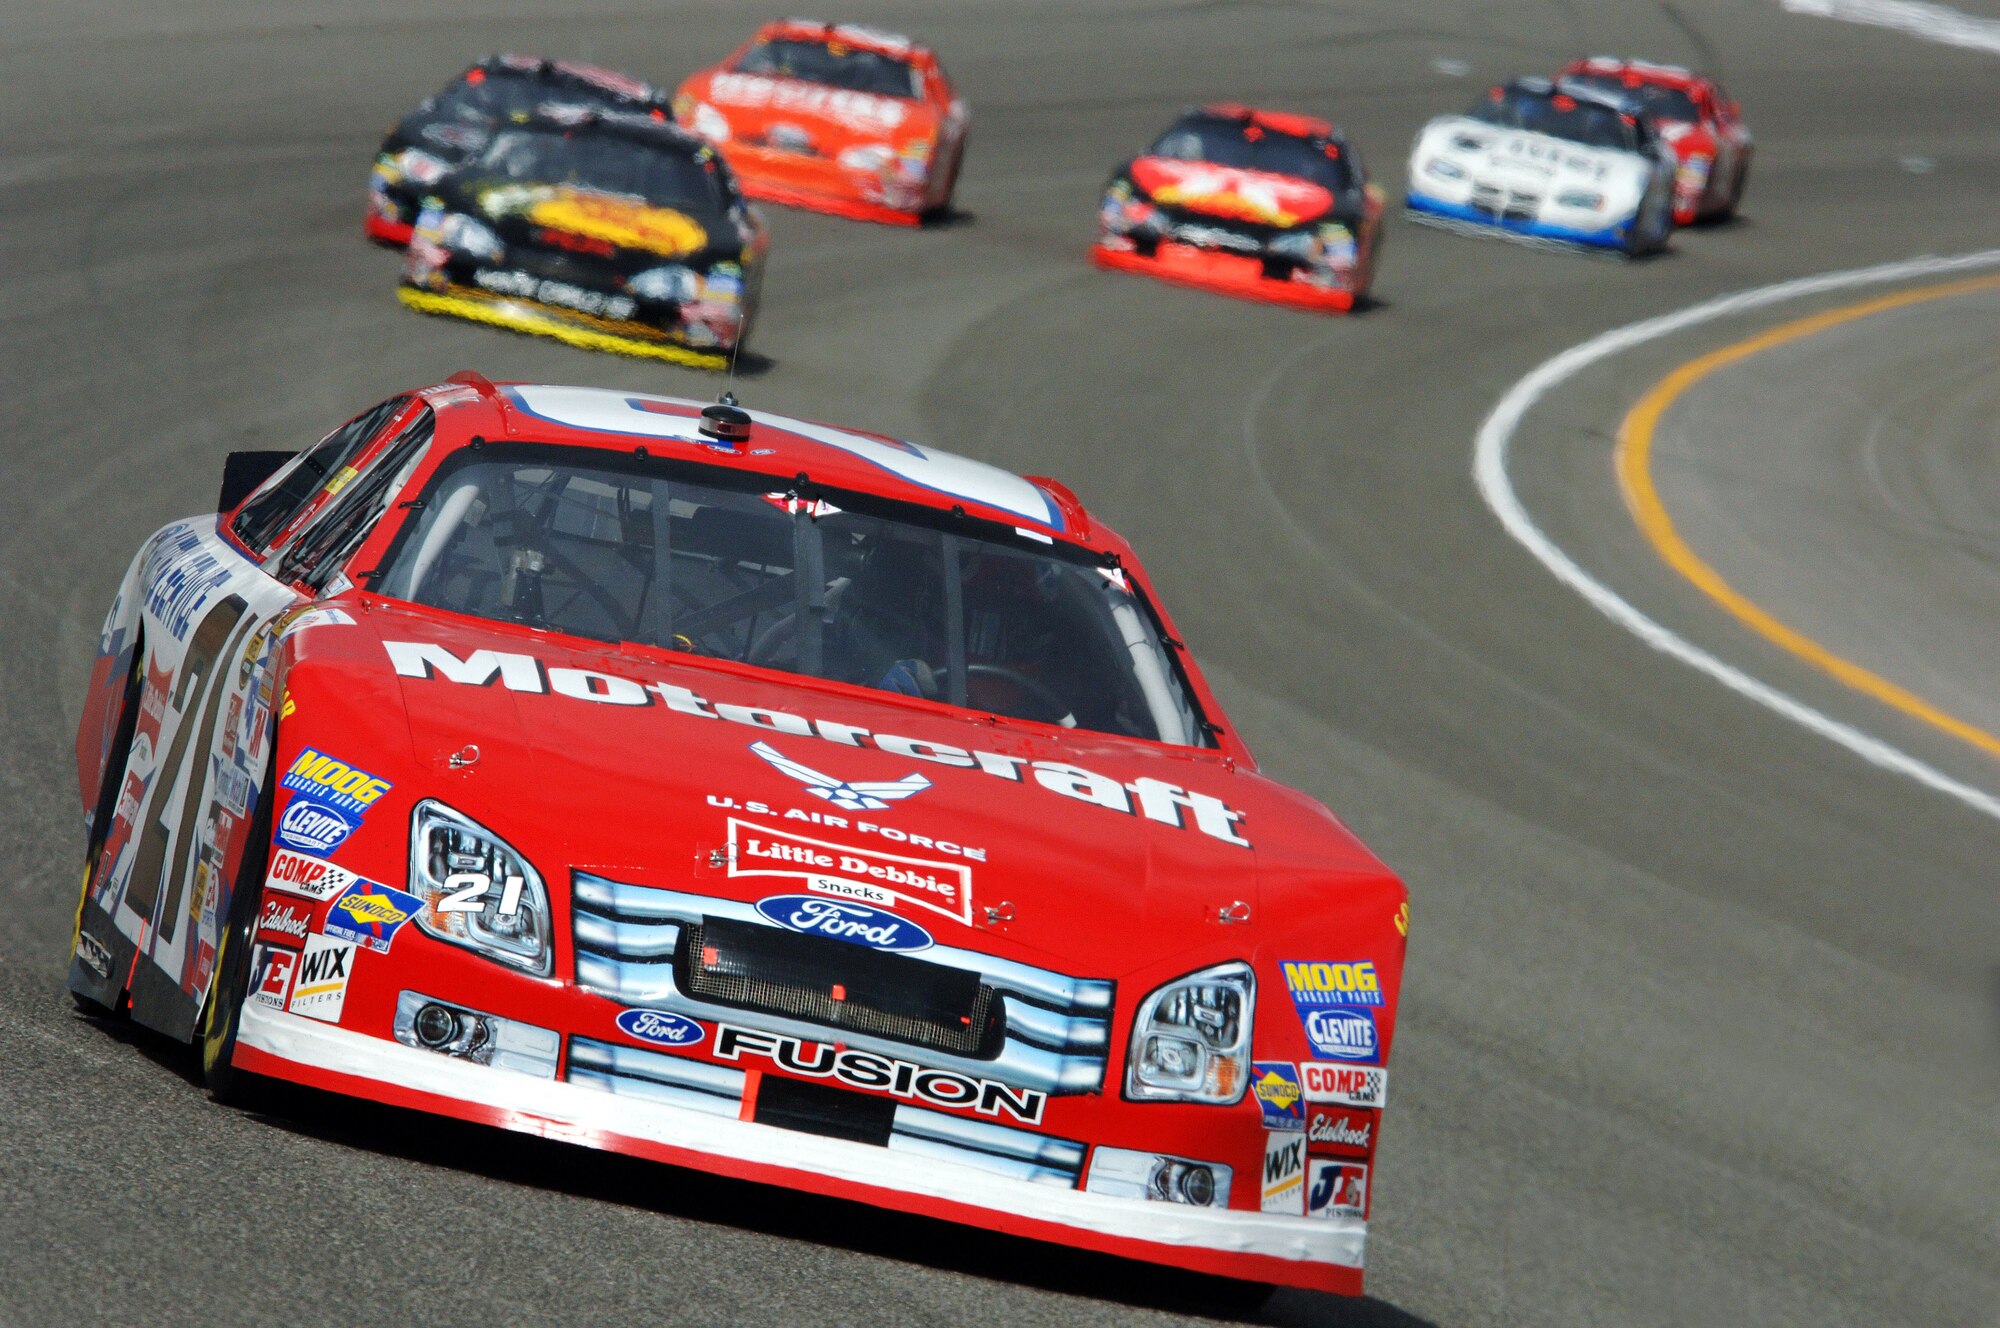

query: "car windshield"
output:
734 39 921 98
472 126 730 219
1470 88 1640 151
373 448 1209 746
1565 74 1699 122
434 70 578 124
1144 117 1352 192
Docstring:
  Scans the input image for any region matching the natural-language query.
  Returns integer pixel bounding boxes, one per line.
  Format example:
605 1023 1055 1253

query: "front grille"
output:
1471 182 1541 223
571 874 1114 1096
683 918 1001 1057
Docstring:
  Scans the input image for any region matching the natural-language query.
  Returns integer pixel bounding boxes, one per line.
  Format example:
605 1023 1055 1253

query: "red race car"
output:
1093 105 1383 313
1559 57 1752 224
674 19 967 225
69 374 1406 1297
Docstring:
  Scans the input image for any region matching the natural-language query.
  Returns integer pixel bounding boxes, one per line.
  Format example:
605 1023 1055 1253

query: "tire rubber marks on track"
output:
1783 0 2000 56
1473 249 2000 823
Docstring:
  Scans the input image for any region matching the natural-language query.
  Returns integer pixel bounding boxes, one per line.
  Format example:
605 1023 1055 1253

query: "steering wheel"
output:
964 663 1075 727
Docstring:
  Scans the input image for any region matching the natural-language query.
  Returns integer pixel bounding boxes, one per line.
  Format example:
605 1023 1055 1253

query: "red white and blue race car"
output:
68 374 1408 1296
1558 57 1752 225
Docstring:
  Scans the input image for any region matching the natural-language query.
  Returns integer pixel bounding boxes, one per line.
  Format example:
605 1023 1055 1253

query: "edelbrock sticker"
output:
753 894 933 953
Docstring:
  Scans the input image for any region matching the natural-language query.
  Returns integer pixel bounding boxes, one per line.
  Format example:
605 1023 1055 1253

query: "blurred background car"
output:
1091 104 1383 312
368 54 672 245
1404 76 1677 257
398 110 767 368
674 19 967 225
1558 57 1751 224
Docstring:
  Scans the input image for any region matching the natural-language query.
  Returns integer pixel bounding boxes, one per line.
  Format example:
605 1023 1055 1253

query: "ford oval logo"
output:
753 894 933 953
275 798 355 855
615 1009 706 1048
1304 1008 1379 1062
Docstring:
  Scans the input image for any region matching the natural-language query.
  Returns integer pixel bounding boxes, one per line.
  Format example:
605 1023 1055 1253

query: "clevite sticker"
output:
729 818 970 924
1300 1007 1380 1063
264 848 355 903
714 1025 1044 1124
1300 1063 1387 1109
1306 1159 1368 1221
1261 1132 1306 1214
322 879 424 953
287 935 355 1022
279 747 392 817
753 894 933 953
274 796 357 856
1251 1061 1305 1130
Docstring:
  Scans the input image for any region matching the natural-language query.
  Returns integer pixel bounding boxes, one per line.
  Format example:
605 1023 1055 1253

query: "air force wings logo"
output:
749 741 931 812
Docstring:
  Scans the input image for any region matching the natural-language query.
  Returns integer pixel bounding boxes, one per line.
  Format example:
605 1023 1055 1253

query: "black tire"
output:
1715 155 1750 221
1625 185 1672 258
199 785 274 1105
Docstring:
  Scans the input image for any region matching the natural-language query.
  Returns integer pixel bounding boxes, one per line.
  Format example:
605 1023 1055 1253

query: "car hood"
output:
682 68 937 150
1419 116 1647 187
1127 156 1336 228
442 176 738 264
289 600 1397 980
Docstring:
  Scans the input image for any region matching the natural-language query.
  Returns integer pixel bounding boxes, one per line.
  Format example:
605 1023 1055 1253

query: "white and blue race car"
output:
1404 76 1676 256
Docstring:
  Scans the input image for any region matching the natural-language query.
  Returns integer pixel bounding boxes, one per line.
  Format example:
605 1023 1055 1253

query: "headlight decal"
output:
1124 961 1253 1103
407 799 553 976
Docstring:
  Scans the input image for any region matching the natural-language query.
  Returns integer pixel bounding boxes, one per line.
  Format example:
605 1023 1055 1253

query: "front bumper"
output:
1404 189 1627 250
1090 241 1363 314
396 283 732 371
236 1000 1366 1293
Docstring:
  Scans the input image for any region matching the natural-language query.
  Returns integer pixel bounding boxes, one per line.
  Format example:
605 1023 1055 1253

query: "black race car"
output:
369 54 671 245
399 110 768 369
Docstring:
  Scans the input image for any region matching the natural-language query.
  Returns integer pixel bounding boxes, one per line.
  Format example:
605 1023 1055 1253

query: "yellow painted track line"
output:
1616 272 2000 761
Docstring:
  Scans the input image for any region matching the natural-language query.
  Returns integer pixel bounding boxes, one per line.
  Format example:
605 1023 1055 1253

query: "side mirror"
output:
218 450 298 514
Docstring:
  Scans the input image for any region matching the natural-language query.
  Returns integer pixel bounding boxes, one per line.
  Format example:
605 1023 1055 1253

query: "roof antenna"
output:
699 390 753 447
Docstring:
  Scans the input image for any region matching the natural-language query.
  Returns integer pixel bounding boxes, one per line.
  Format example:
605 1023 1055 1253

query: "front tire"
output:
1625 185 1672 258
199 788 273 1105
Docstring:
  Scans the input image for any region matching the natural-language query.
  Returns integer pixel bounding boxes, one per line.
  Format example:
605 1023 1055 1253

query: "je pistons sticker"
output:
322 879 424 953
727 818 971 925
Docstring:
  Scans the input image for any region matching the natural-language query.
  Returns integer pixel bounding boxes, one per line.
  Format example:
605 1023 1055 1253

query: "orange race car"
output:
1093 105 1383 314
674 19 967 225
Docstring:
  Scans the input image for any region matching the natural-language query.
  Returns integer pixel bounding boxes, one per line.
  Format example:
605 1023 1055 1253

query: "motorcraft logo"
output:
323 880 423 953
708 73 908 130
275 797 356 856
750 741 930 812
265 849 354 903
615 1009 705 1049
729 819 970 924
714 1025 1044 1124
753 894 933 953
1250 1060 1305 1130
1307 1108 1375 1156
384 642 1251 847
1300 1063 1387 1109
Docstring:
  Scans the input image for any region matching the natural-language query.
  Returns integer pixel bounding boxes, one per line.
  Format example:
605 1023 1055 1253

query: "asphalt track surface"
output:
2 3 1996 1325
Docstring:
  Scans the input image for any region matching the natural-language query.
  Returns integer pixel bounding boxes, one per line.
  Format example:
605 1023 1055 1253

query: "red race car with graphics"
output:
674 19 967 225
1559 57 1751 224
1093 104 1383 313
68 374 1407 1297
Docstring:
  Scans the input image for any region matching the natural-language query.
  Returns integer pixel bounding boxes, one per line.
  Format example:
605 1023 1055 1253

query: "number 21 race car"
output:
69 374 1407 1297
